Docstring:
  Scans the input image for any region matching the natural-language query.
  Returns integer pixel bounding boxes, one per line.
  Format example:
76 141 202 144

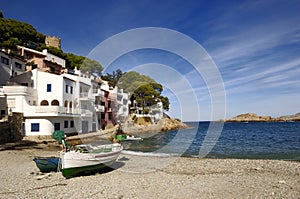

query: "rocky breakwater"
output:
225 112 300 122
122 114 189 134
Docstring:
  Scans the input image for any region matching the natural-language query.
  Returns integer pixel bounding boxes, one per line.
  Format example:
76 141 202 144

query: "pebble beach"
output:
0 142 299 199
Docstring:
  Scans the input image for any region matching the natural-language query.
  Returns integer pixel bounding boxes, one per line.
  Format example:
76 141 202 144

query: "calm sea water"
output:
123 122 300 160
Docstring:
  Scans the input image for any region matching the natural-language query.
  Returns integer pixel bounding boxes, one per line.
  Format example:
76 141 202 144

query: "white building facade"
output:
0 68 108 136
0 50 26 86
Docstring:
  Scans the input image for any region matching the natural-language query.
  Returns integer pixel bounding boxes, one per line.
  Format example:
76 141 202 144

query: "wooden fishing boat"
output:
60 143 123 178
33 156 60 172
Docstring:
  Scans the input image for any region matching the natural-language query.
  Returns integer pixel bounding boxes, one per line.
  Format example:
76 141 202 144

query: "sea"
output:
122 122 300 160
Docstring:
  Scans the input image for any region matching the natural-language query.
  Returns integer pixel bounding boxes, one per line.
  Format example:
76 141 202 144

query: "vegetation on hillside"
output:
0 12 102 76
102 70 170 111
0 18 45 50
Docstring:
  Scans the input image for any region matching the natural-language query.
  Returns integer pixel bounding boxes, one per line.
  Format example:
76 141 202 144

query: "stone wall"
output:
0 113 23 144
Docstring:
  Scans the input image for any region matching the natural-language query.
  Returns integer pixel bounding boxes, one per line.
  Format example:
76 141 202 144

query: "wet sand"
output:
0 142 299 199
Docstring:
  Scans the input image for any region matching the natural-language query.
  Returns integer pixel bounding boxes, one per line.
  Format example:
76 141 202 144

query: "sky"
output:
1 0 300 121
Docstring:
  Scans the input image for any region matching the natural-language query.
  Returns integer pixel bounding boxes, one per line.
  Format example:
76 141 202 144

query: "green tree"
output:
102 70 170 110
36 44 65 58
102 69 124 87
159 96 170 111
80 58 103 76
0 18 45 49
65 53 84 69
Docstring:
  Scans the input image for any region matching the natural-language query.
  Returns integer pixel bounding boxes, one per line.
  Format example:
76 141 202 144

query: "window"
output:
15 62 22 69
40 100 49 106
54 123 60 131
70 121 74 128
31 123 40 132
70 86 73 94
47 84 51 92
65 85 68 93
1 110 5 115
64 120 68 128
51 100 59 106
1 56 9 65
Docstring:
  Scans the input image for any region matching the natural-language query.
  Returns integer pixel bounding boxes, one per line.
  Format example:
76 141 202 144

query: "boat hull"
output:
61 143 122 178
33 157 60 172
61 159 116 178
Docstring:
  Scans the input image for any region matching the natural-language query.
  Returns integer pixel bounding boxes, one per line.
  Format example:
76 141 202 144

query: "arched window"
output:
51 100 59 106
69 101 72 108
64 100 68 107
40 100 49 106
64 100 68 113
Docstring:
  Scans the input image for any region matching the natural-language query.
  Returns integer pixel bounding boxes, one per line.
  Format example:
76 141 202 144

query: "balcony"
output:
2 86 37 96
81 109 93 117
80 92 93 101
24 106 80 117
95 105 105 112
35 106 64 113
93 89 104 97
35 106 79 114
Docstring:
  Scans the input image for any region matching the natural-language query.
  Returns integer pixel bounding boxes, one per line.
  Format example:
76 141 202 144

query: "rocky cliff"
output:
122 114 189 134
225 112 300 122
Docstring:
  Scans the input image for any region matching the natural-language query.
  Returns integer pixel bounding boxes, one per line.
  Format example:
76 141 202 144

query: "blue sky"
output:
1 0 300 121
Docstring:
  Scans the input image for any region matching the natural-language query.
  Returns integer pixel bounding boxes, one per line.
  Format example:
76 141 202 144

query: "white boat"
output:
60 143 123 178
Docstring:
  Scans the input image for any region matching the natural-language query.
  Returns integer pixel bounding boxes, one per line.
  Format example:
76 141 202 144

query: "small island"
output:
224 112 300 122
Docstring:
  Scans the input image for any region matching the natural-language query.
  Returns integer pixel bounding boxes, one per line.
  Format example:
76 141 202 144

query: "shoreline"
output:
0 143 299 198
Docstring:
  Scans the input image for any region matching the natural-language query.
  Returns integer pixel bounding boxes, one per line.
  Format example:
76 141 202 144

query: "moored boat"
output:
60 143 123 178
33 156 60 172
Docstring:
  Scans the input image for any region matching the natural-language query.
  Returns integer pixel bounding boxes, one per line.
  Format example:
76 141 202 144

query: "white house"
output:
0 50 26 86
17 46 66 74
62 68 104 133
112 87 130 122
0 69 82 136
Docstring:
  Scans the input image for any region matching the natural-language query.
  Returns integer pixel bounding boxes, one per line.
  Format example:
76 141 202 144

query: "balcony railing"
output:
35 106 79 114
95 105 105 112
93 89 104 97
81 109 93 116
80 92 89 98
2 86 37 95
80 92 94 101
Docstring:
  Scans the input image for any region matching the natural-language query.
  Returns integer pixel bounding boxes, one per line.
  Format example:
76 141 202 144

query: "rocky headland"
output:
224 112 300 122
122 114 189 135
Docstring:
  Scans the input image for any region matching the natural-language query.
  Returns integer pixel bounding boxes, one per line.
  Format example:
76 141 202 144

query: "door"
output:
82 121 88 134
54 123 60 131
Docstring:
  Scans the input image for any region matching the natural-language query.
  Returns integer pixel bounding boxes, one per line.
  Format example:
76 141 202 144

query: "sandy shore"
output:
0 143 299 199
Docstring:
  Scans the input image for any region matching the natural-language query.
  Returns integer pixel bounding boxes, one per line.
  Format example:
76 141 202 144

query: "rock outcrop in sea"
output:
224 112 300 122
